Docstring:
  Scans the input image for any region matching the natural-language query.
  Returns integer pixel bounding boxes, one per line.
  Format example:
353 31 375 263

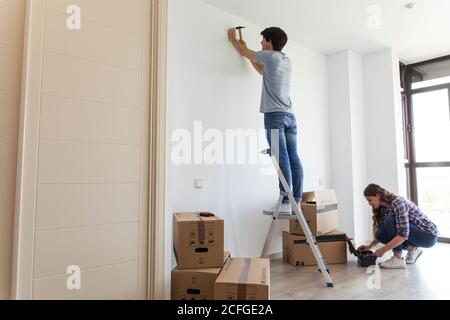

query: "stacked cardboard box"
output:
172 212 226 300
173 212 225 269
283 190 348 266
171 212 271 300
171 251 230 300
289 190 339 236
214 257 270 300
283 231 347 266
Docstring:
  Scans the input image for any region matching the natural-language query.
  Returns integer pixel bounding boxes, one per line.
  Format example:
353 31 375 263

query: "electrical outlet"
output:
194 179 203 189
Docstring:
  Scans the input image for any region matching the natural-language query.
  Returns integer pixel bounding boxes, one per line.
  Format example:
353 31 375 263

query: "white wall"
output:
0 0 26 300
166 0 330 297
348 51 370 243
13 0 150 299
328 50 370 243
363 48 407 197
328 51 355 238
328 47 406 245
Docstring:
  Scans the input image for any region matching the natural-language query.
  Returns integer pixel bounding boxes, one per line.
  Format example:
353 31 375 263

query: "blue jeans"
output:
375 216 438 253
264 112 304 203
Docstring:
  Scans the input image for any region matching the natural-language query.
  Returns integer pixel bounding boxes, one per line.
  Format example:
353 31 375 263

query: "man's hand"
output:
228 28 237 42
227 28 258 65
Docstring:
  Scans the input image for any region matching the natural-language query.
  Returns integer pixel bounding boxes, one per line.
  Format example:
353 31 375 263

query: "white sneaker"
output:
405 248 423 264
379 255 407 269
263 202 292 215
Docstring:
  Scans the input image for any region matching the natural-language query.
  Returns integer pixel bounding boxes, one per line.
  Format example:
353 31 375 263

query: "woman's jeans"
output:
264 112 304 203
375 216 438 253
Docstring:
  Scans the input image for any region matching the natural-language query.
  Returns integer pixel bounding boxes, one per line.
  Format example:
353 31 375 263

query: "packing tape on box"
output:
196 214 206 246
198 219 206 245
238 258 252 300
261 266 268 284
293 233 346 244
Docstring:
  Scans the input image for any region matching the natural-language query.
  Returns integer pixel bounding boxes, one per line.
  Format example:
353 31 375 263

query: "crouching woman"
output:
359 184 439 269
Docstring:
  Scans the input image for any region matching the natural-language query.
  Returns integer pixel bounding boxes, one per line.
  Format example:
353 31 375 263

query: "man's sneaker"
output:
263 202 292 215
379 255 407 269
405 247 423 264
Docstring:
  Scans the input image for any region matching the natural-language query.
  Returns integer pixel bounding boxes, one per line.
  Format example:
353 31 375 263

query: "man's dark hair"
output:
261 27 288 51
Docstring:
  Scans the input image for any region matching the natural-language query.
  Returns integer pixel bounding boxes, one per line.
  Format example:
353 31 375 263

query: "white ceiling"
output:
201 0 450 63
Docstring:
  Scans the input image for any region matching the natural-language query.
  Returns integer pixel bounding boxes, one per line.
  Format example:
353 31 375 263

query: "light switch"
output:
194 179 203 188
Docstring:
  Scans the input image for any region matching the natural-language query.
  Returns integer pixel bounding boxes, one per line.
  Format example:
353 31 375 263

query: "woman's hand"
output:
373 248 387 257
358 245 371 252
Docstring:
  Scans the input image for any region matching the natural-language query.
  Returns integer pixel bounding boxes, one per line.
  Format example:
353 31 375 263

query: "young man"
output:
227 27 304 214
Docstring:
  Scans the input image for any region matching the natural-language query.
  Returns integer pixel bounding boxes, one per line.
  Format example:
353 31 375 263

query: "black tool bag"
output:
346 237 377 267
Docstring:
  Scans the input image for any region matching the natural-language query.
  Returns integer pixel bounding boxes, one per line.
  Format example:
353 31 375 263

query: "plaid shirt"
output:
382 196 439 238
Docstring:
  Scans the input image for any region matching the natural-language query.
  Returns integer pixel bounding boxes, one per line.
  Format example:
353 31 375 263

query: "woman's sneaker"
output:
379 255 407 269
406 248 423 264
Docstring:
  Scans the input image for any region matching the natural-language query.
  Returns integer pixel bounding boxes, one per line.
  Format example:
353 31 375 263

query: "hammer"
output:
235 26 245 41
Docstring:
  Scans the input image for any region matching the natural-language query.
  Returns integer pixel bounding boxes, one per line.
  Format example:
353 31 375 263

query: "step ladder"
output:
260 150 334 288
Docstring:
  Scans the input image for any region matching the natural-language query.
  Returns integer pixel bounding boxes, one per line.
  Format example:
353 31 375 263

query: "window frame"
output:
401 56 450 241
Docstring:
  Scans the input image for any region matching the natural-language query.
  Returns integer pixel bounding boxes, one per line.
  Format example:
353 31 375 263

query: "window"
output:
402 55 450 240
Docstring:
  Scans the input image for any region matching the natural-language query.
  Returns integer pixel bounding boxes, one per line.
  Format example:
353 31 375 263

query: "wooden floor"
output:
271 243 450 300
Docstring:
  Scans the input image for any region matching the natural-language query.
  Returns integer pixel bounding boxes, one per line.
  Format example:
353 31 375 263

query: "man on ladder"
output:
228 26 303 214
228 26 333 287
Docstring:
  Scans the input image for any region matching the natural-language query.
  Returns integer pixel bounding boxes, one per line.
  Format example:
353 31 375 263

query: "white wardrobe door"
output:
13 0 150 299
0 0 26 300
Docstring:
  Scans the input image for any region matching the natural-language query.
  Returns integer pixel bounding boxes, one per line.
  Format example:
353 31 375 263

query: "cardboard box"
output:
289 190 339 236
173 212 224 269
287 231 347 267
171 252 230 300
214 258 270 300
